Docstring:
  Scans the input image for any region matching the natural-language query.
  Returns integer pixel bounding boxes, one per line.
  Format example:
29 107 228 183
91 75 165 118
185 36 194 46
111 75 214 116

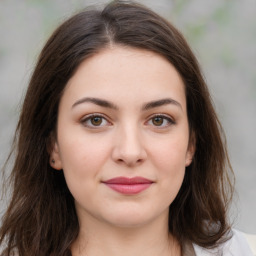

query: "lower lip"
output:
104 183 152 195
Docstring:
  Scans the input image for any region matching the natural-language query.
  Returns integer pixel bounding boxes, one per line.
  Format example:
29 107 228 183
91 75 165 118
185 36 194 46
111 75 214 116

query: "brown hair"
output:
0 1 234 255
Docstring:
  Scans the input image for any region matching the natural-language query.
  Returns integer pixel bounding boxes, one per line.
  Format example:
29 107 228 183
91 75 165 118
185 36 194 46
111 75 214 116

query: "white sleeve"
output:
224 229 255 255
193 229 254 256
244 233 256 256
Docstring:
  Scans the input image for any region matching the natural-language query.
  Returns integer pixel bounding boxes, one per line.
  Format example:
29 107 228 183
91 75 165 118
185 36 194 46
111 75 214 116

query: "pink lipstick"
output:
102 176 153 195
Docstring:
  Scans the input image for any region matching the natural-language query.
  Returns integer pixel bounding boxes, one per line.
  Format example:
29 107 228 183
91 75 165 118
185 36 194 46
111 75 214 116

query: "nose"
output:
111 125 147 167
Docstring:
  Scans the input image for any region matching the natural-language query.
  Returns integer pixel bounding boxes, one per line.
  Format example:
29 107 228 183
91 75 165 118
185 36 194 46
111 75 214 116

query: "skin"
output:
50 46 195 256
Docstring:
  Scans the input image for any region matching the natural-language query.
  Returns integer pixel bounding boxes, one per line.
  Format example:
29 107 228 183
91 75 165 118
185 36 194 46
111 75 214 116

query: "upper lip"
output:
102 176 154 184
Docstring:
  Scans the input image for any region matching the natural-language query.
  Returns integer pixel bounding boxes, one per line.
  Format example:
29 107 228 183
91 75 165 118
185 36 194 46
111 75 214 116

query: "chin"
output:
108 217 152 229
103 208 162 229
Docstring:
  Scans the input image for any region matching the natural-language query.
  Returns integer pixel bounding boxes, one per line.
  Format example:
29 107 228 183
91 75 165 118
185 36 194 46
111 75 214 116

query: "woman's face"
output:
50 46 194 228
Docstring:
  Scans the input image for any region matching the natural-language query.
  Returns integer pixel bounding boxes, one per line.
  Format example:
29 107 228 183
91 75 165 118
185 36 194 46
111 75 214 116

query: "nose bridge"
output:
112 121 147 166
121 122 141 150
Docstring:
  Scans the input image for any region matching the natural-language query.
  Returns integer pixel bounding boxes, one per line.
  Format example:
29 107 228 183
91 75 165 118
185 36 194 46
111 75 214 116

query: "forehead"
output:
62 46 186 109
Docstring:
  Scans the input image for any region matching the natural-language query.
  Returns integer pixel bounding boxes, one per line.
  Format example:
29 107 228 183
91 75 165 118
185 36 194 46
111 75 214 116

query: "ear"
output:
185 132 196 167
48 134 63 170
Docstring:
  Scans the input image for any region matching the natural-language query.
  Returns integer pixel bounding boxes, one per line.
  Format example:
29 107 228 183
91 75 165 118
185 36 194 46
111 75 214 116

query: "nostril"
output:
116 157 145 167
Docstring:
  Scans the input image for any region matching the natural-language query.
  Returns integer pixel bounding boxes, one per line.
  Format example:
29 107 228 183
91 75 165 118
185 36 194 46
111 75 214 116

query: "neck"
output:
71 212 181 256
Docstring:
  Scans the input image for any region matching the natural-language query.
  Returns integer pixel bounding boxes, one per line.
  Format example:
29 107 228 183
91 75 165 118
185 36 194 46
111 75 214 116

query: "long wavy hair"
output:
0 1 234 255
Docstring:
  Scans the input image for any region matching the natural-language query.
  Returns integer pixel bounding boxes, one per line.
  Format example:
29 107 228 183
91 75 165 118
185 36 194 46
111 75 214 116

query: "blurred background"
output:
0 0 255 233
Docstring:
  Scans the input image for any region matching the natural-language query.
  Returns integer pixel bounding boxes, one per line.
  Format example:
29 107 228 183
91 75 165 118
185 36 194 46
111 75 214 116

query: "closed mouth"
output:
102 176 154 194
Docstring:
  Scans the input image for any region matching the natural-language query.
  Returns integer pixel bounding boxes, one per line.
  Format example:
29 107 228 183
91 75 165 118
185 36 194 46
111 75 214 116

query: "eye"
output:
146 115 175 128
81 114 111 128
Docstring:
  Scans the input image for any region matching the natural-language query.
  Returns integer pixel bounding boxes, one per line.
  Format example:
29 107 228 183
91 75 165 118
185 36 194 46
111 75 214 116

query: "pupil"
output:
153 117 163 126
92 117 102 125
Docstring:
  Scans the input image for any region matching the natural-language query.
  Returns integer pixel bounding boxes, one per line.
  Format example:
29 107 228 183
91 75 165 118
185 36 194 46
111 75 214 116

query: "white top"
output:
193 229 256 256
245 233 256 255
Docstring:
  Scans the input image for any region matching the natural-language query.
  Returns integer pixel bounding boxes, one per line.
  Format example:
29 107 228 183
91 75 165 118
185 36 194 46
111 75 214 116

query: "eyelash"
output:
145 114 175 128
80 114 111 128
80 114 175 129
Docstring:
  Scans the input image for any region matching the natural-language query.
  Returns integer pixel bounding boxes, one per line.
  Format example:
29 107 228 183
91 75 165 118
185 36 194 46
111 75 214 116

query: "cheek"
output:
58 137 110 205
150 138 189 172
59 130 108 167
148 136 188 197
57 133 111 190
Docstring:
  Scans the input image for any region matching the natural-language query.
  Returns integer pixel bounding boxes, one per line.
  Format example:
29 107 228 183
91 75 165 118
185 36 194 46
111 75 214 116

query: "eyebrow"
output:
72 97 182 111
72 97 118 109
142 98 182 111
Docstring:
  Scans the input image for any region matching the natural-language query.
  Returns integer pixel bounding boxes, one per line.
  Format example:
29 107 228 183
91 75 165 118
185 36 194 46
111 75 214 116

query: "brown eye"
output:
152 116 164 126
90 116 103 126
146 115 175 128
81 114 110 128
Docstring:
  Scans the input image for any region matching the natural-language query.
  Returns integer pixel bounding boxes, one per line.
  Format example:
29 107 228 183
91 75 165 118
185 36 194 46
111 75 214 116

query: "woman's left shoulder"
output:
193 229 255 256
243 231 256 256
229 229 255 255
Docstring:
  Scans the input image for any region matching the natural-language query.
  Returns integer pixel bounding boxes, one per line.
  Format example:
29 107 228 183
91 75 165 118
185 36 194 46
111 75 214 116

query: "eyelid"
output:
80 113 112 128
145 113 176 127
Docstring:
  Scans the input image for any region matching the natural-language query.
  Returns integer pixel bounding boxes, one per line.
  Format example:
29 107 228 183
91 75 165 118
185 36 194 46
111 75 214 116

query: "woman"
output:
0 1 254 255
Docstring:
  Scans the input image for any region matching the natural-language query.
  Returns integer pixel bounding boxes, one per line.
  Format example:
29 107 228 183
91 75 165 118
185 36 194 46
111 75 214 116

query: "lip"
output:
102 176 154 195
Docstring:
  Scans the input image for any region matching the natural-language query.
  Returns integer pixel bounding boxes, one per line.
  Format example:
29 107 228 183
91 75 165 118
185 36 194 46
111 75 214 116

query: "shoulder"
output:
244 232 256 255
193 229 255 256
230 230 256 256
